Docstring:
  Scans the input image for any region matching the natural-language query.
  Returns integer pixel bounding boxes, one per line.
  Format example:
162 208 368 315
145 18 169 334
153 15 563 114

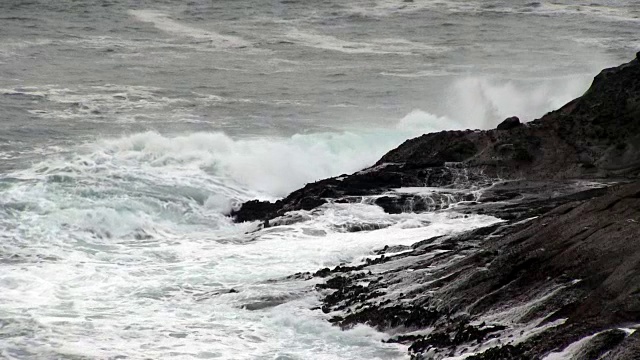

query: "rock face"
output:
230 55 640 359
311 181 640 359
231 55 640 222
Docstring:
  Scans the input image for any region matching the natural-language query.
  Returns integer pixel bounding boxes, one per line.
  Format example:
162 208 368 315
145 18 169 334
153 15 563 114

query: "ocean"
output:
0 0 638 358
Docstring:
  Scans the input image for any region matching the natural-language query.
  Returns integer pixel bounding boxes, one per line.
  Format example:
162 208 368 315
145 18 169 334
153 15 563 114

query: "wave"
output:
4 70 599 214
0 110 458 243
0 70 599 247
53 112 454 199
129 10 251 48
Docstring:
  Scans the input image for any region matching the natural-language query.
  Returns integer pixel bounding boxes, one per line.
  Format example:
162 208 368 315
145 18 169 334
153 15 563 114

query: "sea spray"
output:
444 74 595 128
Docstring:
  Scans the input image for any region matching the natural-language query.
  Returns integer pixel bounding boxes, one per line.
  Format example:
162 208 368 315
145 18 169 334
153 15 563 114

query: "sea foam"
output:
129 10 251 48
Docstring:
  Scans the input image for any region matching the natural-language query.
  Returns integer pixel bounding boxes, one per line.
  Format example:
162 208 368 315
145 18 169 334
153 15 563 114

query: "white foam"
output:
81 130 398 198
542 332 599 360
285 28 397 54
0 39 52 58
444 74 594 128
14 106 458 199
285 29 445 55
0 107 502 359
0 158 500 359
2 84 191 123
396 109 465 131
129 10 251 48
7 84 314 124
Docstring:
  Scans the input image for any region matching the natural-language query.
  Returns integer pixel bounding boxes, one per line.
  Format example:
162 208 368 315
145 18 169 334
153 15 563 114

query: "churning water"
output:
0 0 638 358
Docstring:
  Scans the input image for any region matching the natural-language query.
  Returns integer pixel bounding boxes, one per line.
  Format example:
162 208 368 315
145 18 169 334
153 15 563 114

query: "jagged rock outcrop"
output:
231 55 640 359
313 181 640 359
231 54 640 223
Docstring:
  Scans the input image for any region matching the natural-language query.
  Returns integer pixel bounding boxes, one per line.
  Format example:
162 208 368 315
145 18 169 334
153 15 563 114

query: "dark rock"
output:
235 57 640 358
374 196 405 214
374 244 411 255
241 295 291 310
377 130 478 168
230 199 280 222
231 56 640 223
312 181 640 359
314 267 331 278
406 322 507 354
496 116 521 130
333 304 441 330
298 196 326 210
466 344 530 360
374 193 466 214
342 222 390 232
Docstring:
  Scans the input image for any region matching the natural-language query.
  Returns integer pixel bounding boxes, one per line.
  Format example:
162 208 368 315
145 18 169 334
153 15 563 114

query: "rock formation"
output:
231 54 640 359
231 54 640 223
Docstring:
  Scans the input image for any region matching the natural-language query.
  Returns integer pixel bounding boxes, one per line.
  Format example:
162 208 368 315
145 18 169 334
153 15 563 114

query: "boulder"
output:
496 116 521 130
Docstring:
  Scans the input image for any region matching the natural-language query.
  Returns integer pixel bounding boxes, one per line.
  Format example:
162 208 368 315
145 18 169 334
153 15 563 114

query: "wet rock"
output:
232 55 640 223
374 192 475 214
313 268 332 278
193 288 238 301
230 199 280 222
241 295 291 310
389 322 507 355
312 181 640 358
341 222 390 232
374 244 411 255
332 304 441 331
236 56 640 358
465 344 530 360
378 130 478 168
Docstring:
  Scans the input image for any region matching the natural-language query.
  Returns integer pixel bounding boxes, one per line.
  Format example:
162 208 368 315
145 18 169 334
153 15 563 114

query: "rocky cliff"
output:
310 181 640 359
231 53 640 223
231 54 640 359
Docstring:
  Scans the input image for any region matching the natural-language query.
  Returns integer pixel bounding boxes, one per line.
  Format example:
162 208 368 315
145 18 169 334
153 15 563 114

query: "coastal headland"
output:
232 54 640 359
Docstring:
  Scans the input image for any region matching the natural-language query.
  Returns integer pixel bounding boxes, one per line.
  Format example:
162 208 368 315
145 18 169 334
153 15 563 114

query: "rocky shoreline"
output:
231 54 640 359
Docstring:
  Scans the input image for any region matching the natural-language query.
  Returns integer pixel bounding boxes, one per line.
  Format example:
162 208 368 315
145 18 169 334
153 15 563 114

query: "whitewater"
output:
0 0 638 359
